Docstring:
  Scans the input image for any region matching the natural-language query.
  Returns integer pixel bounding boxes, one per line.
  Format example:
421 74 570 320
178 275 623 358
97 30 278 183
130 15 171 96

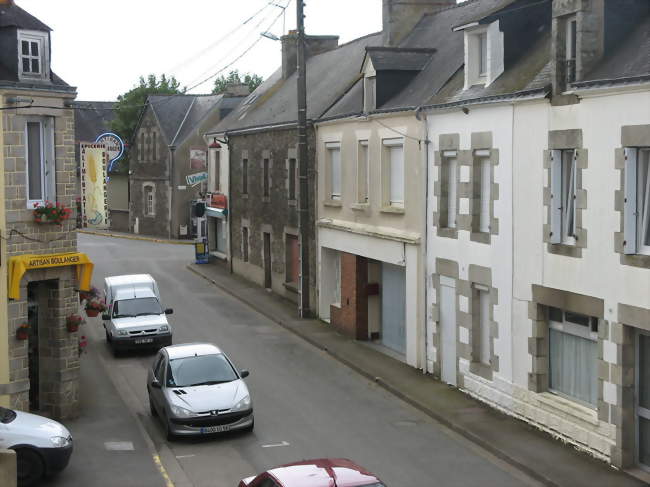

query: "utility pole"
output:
297 0 310 317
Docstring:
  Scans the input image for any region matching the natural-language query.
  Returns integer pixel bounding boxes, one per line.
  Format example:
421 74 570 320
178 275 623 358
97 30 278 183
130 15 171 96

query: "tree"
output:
212 70 263 95
111 74 183 143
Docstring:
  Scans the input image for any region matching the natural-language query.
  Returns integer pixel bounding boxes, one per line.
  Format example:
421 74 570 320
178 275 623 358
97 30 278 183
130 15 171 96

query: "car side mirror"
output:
165 308 174 315
240 369 250 379
102 313 110 321
151 378 162 389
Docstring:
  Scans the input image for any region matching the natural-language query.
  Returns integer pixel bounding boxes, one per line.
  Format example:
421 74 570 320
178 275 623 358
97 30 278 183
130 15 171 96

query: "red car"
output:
238 458 386 487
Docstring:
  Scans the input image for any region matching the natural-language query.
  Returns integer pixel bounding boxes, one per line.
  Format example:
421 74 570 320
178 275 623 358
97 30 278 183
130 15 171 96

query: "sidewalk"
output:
77 229 194 245
188 262 647 487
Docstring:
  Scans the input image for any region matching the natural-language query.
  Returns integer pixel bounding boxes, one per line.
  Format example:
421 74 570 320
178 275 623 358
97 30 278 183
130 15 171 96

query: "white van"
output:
103 274 173 355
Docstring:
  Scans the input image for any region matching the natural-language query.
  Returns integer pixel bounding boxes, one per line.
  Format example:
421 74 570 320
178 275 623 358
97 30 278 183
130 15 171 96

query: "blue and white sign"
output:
95 132 125 172
186 172 208 187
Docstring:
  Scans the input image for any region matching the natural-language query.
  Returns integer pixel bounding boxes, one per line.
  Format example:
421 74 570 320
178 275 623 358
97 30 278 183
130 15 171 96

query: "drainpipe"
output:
416 105 430 374
227 135 234 275
168 146 175 240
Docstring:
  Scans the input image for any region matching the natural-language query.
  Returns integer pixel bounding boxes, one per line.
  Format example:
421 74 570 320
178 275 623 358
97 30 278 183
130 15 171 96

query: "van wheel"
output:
16 448 45 487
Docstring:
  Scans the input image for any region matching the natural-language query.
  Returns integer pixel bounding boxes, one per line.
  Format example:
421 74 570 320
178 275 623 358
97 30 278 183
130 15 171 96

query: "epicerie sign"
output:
95 132 124 170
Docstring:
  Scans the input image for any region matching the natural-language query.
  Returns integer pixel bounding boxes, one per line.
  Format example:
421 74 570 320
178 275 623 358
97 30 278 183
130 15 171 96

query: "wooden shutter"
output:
549 150 562 244
623 148 638 255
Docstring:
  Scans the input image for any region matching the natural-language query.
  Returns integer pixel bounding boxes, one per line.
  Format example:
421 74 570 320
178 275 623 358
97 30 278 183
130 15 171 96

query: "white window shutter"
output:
550 150 562 244
389 145 404 204
623 148 638 255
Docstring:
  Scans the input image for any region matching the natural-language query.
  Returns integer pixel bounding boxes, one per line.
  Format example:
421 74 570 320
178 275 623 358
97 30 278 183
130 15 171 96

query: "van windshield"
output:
113 298 163 318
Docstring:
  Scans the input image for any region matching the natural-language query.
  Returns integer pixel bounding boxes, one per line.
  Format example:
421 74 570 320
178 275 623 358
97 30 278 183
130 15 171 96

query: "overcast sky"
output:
18 0 384 101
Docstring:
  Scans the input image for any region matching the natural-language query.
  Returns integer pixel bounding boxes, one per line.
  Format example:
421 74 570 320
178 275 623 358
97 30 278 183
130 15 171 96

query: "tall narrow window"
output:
214 150 221 193
288 158 297 200
152 131 158 160
566 18 577 84
139 132 145 161
478 288 490 365
442 153 458 229
242 158 249 194
285 234 299 285
478 32 488 76
626 148 650 255
26 117 54 206
327 142 341 200
550 149 577 244
384 139 404 207
473 152 492 234
548 307 598 407
144 185 154 216
357 140 369 203
26 122 43 202
263 158 270 197
215 219 227 253
242 226 249 262
21 38 41 75
637 149 650 254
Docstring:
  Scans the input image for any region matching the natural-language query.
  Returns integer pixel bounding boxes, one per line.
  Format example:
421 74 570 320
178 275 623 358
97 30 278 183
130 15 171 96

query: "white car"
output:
147 343 253 439
0 406 72 486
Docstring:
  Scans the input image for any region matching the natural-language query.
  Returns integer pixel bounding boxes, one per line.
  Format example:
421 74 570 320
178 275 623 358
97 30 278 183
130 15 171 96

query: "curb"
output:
78 229 194 246
186 265 557 487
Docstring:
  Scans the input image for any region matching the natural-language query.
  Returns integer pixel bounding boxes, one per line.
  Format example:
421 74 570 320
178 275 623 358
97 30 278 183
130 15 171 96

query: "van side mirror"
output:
165 308 173 315
240 369 250 379
151 378 161 389
102 313 110 321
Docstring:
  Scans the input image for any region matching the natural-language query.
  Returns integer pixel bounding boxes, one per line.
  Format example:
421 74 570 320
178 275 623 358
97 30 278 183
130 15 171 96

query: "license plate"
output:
135 337 154 344
200 425 230 434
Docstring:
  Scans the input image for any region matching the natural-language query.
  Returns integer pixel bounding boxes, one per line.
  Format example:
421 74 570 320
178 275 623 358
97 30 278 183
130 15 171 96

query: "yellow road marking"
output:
152 453 175 487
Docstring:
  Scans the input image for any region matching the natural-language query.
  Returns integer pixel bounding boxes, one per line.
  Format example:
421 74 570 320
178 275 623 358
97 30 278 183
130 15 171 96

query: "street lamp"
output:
261 31 280 41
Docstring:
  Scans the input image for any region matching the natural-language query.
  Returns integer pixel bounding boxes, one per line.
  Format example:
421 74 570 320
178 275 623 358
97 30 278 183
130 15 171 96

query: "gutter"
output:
421 87 548 111
569 74 650 92
0 82 76 94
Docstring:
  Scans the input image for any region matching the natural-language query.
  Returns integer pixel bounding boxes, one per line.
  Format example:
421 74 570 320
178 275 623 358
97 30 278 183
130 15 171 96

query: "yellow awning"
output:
8 252 94 300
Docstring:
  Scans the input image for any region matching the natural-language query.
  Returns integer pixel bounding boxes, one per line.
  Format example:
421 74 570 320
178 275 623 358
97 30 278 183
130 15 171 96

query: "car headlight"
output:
231 395 251 412
117 330 128 336
170 405 193 418
50 436 71 448
159 325 169 332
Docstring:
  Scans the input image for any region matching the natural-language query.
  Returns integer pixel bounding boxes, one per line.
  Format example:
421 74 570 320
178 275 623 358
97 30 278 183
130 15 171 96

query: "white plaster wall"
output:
426 103 515 382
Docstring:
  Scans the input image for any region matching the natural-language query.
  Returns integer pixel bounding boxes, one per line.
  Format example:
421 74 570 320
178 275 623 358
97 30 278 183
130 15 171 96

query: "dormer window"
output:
17 30 49 81
457 20 504 89
478 32 488 76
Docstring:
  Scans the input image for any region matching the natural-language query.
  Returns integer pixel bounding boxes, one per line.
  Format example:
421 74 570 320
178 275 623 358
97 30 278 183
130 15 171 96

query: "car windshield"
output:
167 353 238 387
112 297 162 318
0 406 16 424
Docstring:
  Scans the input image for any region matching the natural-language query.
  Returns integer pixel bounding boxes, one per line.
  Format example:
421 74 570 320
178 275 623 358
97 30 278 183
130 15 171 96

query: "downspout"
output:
415 105 430 374
168 146 175 240
227 135 234 275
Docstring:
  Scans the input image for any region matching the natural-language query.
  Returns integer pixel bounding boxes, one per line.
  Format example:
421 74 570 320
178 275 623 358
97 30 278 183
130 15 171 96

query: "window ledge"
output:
351 203 370 211
380 206 405 214
323 200 342 208
537 392 598 426
283 282 299 294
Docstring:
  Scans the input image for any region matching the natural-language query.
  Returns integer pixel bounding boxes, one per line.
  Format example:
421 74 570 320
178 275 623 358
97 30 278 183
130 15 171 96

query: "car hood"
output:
112 314 168 330
8 410 70 442
165 379 249 413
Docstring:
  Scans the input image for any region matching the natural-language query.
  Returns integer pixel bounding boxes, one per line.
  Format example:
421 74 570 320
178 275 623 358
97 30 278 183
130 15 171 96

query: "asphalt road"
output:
79 234 540 487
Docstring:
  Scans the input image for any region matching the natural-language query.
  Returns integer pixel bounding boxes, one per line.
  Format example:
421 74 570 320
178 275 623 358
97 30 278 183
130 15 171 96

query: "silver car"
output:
147 343 253 439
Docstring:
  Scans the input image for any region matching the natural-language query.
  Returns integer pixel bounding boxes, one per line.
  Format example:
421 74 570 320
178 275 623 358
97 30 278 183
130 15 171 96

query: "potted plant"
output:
33 201 73 225
79 286 100 304
16 323 30 340
66 314 86 333
85 298 107 318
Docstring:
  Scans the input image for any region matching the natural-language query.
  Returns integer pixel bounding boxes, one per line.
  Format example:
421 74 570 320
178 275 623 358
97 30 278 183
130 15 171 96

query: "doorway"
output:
263 232 272 289
440 276 457 386
27 284 39 411
637 332 650 471
380 263 406 355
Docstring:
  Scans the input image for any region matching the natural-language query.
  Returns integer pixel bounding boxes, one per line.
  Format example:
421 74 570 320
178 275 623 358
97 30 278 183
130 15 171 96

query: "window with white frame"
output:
18 31 48 79
25 117 55 207
548 307 598 407
549 149 577 244
624 148 650 255
384 138 404 207
357 140 369 204
478 32 488 77
473 151 492 233
326 142 341 200
144 185 155 216
442 151 458 228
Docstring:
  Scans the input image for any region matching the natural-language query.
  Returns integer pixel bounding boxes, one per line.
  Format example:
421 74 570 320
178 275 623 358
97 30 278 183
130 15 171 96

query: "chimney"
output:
551 0 605 94
382 0 455 47
223 83 251 97
281 31 339 79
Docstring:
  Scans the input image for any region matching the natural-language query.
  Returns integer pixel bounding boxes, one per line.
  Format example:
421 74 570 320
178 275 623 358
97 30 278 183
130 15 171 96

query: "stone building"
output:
0 0 93 419
130 90 247 239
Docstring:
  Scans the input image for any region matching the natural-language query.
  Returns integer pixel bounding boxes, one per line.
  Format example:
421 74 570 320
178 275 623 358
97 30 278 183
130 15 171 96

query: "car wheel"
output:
15 448 45 487
149 395 158 417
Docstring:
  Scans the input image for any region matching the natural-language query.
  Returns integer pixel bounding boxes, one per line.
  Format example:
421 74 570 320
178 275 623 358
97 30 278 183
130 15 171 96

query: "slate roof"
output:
365 47 436 72
0 2 50 31
579 14 650 86
147 93 245 147
210 32 383 134
73 101 115 143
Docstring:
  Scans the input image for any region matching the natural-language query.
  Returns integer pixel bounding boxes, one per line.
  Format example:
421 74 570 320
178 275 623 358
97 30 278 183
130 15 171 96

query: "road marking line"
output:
175 454 196 459
153 454 175 487
261 441 290 448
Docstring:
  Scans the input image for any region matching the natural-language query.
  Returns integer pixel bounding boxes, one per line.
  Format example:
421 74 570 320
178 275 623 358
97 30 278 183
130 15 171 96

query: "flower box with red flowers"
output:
85 298 107 318
33 201 73 225
16 324 30 340
66 314 86 332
